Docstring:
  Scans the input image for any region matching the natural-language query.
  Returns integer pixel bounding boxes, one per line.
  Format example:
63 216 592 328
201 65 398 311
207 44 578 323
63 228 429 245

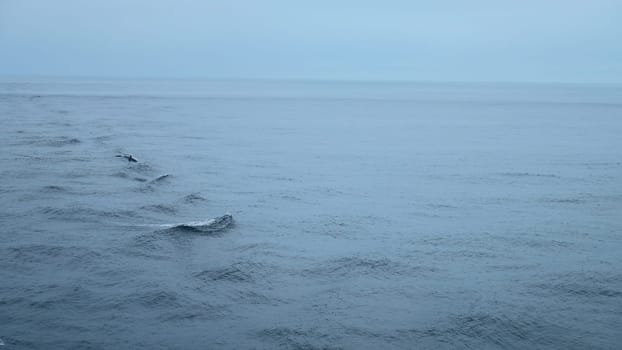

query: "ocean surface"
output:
1 78 621 349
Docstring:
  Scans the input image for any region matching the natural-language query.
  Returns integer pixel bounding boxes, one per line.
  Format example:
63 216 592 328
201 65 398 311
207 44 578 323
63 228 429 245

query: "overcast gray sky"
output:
1 0 620 83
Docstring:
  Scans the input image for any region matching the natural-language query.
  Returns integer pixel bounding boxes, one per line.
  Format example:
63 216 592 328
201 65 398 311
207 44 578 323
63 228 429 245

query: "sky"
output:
1 0 621 83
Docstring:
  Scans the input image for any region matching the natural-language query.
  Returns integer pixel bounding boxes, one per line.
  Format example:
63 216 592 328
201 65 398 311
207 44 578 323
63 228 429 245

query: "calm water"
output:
1 79 621 349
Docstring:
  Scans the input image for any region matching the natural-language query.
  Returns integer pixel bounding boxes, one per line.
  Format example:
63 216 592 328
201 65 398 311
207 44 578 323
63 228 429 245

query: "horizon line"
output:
1 74 621 87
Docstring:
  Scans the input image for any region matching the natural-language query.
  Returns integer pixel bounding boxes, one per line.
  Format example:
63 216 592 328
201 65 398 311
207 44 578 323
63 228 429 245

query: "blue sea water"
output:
1 78 621 349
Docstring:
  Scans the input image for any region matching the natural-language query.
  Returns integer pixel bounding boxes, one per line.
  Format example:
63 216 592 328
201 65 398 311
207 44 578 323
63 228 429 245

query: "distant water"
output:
1 78 621 349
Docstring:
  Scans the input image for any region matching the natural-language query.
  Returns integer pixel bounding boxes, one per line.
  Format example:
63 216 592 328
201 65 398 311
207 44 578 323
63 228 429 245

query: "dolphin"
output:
150 174 170 183
127 214 233 233
169 214 233 232
116 154 137 162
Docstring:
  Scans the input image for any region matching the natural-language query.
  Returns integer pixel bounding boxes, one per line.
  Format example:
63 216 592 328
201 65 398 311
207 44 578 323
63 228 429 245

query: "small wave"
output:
543 197 586 204
531 271 622 299
490 234 574 251
44 137 81 147
136 290 183 308
98 288 192 312
134 176 174 193
498 172 560 178
38 206 139 222
426 203 458 209
135 185 156 193
52 109 70 115
12 136 81 148
111 171 130 179
62 169 94 179
93 135 113 143
125 233 176 261
279 194 302 201
436 249 498 259
543 193 622 205
182 193 206 204
257 327 339 350
247 175 296 182
194 263 255 283
111 171 148 182
128 162 154 175
41 185 68 193
398 313 584 349
303 256 427 280
229 290 279 305
2 244 102 268
26 285 95 312
140 204 178 214
301 214 392 238
581 161 622 169
43 120 72 127
161 304 229 322
12 153 48 161
4 244 65 263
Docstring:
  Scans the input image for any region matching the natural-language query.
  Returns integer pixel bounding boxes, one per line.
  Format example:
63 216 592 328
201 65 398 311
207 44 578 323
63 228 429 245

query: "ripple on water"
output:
543 197 587 205
108 288 230 322
530 271 622 299
127 162 155 176
38 205 140 222
27 285 95 311
41 185 69 193
302 256 431 281
140 203 178 215
257 327 342 350
126 230 174 256
42 137 82 147
181 193 206 204
161 303 230 322
0 185 16 194
111 171 148 182
194 263 258 283
135 175 172 192
10 135 80 147
1 244 103 270
398 313 591 349
490 234 575 251
300 214 393 239
497 172 561 179
135 289 184 308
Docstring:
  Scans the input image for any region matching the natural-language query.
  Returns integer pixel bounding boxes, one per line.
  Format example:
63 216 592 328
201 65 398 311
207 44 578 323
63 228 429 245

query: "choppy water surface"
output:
1 79 621 349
